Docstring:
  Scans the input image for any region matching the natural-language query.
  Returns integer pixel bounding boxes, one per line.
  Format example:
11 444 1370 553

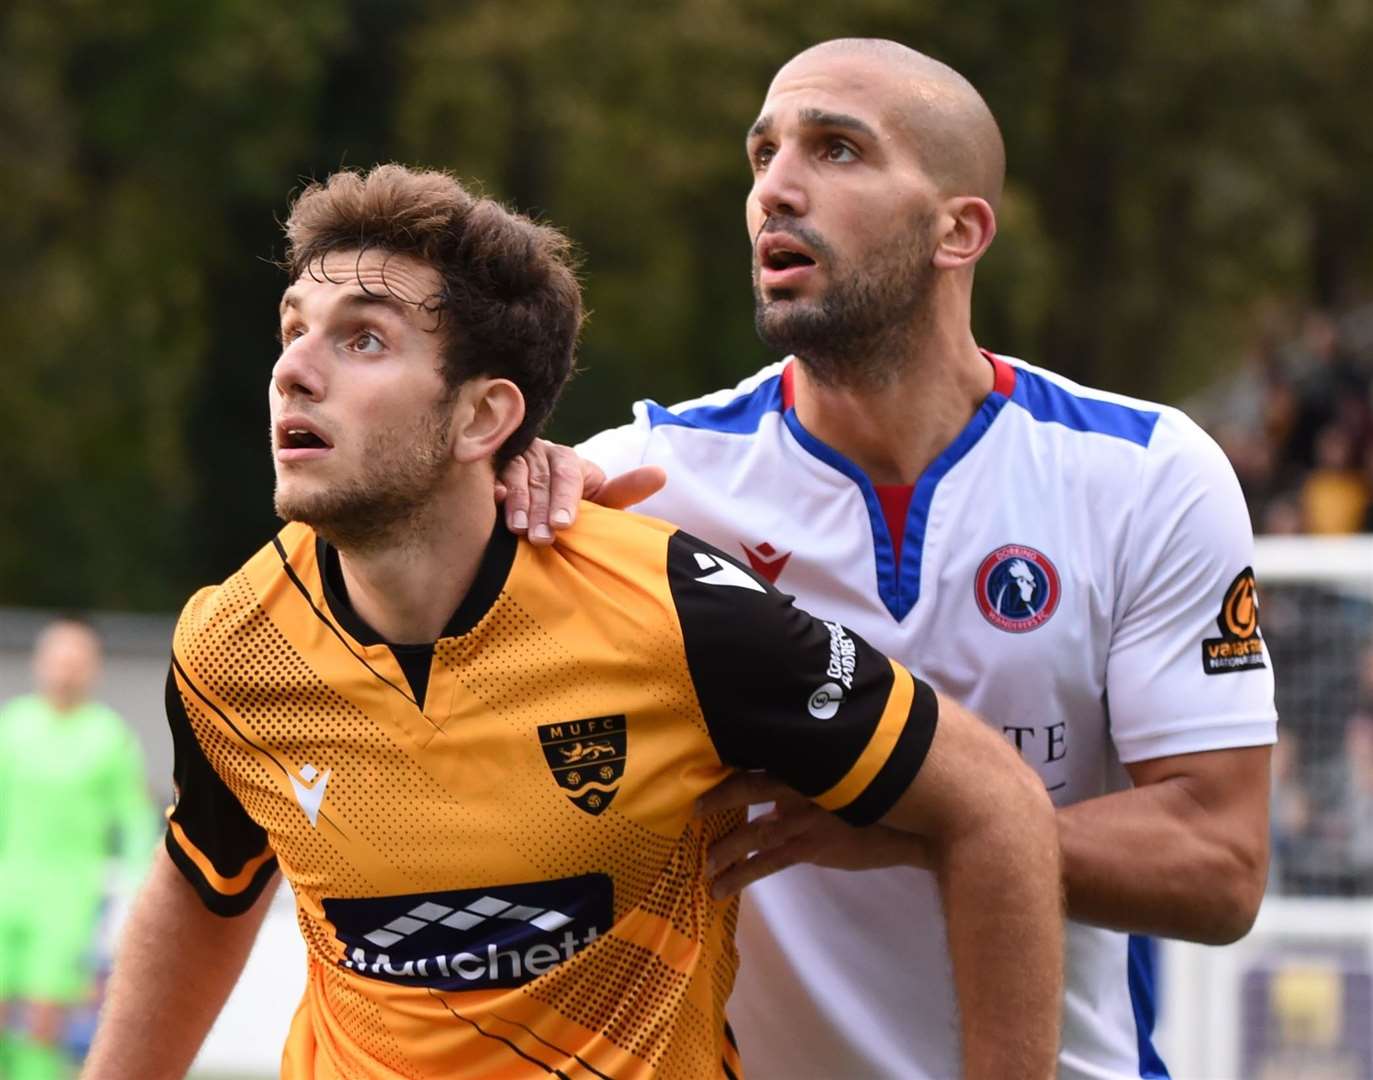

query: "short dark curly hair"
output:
283 164 582 463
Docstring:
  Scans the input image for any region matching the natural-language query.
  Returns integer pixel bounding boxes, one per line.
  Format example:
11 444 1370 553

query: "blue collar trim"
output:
783 383 1013 621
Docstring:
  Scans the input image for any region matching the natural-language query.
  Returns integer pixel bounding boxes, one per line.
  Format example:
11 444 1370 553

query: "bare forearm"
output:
935 783 1063 1079
83 847 276 1079
1058 782 1265 944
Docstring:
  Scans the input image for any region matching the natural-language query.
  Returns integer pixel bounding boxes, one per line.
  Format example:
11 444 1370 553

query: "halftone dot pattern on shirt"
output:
181 571 462 893
528 933 688 1065
162 508 914 1078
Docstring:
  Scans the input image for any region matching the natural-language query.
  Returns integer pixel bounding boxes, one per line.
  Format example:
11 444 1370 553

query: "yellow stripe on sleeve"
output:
166 816 276 897
813 659 914 813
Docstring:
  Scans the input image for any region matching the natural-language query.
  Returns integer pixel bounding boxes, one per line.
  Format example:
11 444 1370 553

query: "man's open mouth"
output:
276 418 334 452
283 428 330 449
762 248 816 271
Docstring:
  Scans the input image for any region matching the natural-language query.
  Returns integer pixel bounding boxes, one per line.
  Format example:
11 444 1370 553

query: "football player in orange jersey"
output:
83 164 1061 1080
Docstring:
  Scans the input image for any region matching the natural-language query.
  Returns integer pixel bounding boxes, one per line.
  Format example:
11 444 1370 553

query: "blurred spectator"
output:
1197 302 1373 536
1260 495 1305 536
1300 424 1370 533
0 619 157 1080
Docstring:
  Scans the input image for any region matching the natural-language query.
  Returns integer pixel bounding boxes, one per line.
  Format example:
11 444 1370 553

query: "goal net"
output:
1156 534 1373 1079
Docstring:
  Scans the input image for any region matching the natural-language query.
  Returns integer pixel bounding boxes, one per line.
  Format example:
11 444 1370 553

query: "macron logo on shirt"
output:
693 552 765 593
741 541 791 585
290 762 331 827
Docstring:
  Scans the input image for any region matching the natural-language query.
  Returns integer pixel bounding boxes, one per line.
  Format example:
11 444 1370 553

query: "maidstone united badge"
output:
538 715 627 816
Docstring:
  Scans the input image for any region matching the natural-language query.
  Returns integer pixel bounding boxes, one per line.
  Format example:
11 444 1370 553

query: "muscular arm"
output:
707 742 1270 948
708 696 1064 1079
865 694 1063 1080
83 847 278 1079
1059 745 1270 944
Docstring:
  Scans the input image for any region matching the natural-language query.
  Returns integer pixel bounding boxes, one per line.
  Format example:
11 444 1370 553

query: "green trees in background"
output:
3 0 1370 609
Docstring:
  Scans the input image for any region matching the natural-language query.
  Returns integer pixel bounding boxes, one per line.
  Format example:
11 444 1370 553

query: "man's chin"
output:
274 483 308 521
755 302 834 355
274 488 429 553
273 488 340 529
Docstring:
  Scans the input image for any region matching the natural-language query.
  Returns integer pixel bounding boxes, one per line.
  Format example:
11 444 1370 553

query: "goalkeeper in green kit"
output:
0 620 157 1080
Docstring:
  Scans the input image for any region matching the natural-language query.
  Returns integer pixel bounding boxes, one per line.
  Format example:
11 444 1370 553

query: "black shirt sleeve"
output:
164 663 278 915
666 530 938 825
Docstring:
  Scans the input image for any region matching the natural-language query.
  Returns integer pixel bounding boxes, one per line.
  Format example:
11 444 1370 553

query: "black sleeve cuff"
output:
834 678 940 827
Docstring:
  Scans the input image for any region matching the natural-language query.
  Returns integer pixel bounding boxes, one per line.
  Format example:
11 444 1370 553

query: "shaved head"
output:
775 38 1005 209
33 619 102 709
746 37 1004 386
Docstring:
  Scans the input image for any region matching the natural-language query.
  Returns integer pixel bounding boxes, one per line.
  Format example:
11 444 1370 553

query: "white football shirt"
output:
579 352 1277 1080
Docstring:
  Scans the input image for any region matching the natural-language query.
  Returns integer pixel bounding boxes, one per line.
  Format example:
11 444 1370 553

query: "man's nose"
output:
751 144 810 220
272 333 326 401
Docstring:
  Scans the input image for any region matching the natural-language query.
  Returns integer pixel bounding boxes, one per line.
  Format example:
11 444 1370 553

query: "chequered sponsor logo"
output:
324 875 613 991
360 896 573 950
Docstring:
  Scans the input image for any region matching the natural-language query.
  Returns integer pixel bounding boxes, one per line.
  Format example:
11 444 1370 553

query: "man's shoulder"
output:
636 360 789 438
576 361 787 479
0 692 38 717
537 502 752 619
0 694 40 733
544 502 678 579
173 522 315 665
998 354 1222 466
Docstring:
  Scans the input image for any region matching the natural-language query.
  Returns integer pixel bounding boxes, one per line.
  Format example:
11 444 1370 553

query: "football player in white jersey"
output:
499 38 1275 1080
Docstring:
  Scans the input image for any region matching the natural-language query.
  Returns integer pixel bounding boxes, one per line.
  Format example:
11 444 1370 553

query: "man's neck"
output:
334 495 497 645
41 693 85 715
791 326 993 486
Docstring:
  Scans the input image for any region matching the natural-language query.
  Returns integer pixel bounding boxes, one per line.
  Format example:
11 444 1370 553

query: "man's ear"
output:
931 196 997 271
451 378 526 465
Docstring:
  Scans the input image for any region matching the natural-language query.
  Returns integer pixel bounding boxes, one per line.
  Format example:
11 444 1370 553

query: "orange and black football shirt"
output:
164 502 937 1079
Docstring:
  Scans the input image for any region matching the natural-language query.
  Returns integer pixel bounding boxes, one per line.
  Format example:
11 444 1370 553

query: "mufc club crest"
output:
537 715 627 816
974 544 1061 633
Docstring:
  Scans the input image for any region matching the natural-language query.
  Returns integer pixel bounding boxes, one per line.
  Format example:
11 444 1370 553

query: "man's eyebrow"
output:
746 109 879 143
277 290 416 320
797 108 878 140
341 292 414 317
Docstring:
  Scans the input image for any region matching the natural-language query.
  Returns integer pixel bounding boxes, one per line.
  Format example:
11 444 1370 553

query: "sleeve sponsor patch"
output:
1202 567 1267 675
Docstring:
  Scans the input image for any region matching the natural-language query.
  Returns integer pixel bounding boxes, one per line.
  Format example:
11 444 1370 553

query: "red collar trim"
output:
780 360 796 410
981 348 1017 397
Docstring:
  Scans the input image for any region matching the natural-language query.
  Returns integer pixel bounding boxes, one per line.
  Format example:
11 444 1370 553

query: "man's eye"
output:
280 326 304 347
824 142 857 163
353 331 384 353
751 145 775 171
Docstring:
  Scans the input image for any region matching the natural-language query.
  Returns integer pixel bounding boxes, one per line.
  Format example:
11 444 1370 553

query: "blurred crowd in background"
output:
1198 304 1373 537
1190 303 1373 898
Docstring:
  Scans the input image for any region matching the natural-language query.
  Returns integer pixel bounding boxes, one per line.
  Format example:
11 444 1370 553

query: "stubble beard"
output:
273 404 454 554
753 216 937 392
